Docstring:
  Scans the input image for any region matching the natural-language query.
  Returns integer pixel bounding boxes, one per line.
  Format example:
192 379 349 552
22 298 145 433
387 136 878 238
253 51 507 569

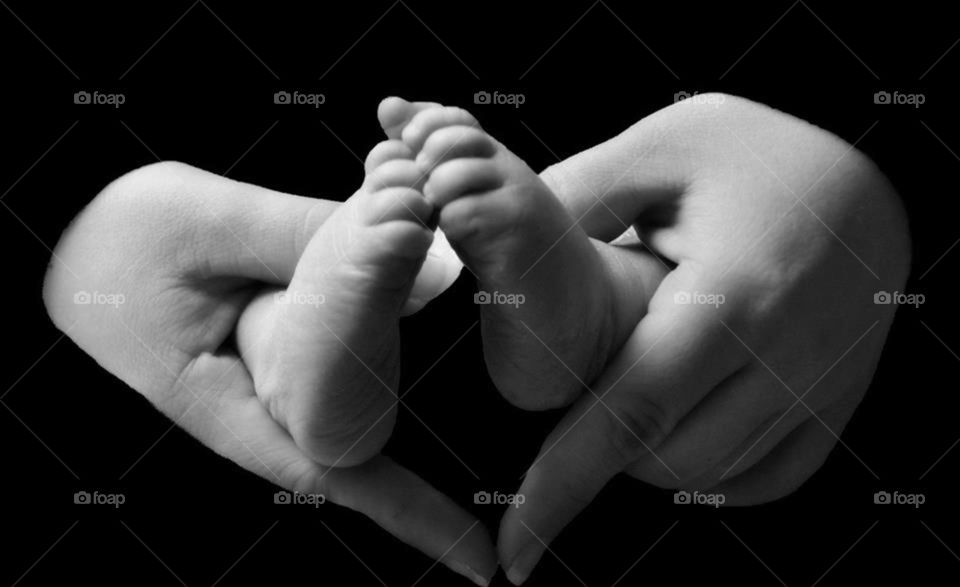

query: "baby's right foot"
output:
379 99 625 410
238 136 436 467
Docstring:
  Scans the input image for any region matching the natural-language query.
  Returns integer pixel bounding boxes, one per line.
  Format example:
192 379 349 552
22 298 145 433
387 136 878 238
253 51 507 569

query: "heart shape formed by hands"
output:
44 94 909 586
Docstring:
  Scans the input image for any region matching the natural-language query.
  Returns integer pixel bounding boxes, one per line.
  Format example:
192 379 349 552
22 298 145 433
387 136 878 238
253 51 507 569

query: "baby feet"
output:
379 98 619 410
240 135 437 467
239 96 640 470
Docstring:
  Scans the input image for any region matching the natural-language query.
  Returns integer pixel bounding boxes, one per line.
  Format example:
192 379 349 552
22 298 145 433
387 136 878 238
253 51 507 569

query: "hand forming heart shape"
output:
43 94 909 585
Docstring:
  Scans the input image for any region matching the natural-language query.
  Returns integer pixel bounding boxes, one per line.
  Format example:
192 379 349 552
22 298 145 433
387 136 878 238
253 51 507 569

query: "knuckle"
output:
284 459 324 497
530 458 595 510
384 490 422 529
604 396 672 464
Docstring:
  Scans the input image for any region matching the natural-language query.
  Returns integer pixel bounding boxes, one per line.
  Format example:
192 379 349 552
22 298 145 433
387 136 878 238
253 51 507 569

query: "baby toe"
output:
423 158 502 208
378 96 442 140
364 187 435 227
401 106 481 152
365 158 425 191
416 126 497 174
365 140 414 174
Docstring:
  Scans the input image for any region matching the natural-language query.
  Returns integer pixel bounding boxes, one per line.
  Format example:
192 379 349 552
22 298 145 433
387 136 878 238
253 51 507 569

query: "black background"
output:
1 1 957 585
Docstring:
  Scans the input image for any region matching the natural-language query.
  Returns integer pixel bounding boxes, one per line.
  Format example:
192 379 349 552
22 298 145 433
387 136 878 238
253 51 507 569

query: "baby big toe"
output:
401 106 480 152
415 126 497 174
422 158 502 208
378 97 441 140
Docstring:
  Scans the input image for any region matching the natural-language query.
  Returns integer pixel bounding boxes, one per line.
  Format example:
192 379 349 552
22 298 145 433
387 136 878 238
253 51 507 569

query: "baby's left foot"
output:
381 99 621 409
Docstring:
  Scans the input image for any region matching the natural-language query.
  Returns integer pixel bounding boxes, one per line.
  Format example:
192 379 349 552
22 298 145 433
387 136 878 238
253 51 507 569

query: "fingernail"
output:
444 559 490 587
506 542 544 585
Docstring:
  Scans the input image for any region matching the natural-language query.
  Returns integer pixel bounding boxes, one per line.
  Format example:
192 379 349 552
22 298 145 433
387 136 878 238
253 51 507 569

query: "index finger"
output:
173 354 497 585
497 262 749 582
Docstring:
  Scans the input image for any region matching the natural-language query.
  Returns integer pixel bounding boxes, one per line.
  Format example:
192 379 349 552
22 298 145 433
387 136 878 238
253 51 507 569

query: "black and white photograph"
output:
1 1 956 585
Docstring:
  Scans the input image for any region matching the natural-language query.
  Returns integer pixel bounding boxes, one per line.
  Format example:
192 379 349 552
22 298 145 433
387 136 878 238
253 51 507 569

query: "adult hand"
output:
498 94 911 583
43 161 496 585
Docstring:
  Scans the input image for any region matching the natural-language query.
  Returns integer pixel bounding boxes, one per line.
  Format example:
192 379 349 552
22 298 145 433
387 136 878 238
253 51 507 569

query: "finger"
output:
538 113 690 243
498 262 749 583
684 405 809 491
331 457 498 585
706 401 850 505
401 228 464 317
174 355 497 585
640 301 879 490
625 364 794 488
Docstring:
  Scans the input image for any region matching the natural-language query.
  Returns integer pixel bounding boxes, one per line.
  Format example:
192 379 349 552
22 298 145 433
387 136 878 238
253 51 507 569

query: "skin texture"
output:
41 161 497 585
496 94 911 583
379 98 668 411
236 130 437 468
42 95 910 585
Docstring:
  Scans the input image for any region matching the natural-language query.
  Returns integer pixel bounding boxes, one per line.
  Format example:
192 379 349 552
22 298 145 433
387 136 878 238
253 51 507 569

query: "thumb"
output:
497 391 639 585
539 110 690 242
497 264 746 584
176 355 498 585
